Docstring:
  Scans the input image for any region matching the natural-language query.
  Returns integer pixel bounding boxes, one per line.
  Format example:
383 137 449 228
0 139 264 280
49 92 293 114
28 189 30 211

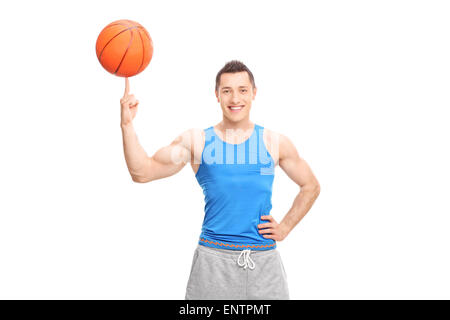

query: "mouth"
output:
228 105 244 113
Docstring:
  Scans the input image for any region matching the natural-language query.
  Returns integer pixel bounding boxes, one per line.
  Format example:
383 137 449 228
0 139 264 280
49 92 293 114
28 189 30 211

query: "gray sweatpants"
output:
185 244 289 300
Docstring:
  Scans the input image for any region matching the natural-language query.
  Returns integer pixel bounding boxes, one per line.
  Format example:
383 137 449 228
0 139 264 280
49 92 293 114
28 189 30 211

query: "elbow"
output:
301 181 320 197
131 175 151 183
312 180 321 197
131 176 144 183
130 159 153 183
315 183 321 197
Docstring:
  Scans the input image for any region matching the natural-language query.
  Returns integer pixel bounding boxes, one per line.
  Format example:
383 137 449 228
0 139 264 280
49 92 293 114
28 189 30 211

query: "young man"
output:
120 60 320 300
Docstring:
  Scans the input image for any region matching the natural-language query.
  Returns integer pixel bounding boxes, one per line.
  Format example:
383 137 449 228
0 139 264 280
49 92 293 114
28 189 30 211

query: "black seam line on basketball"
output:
134 26 152 47
98 25 140 61
96 23 129 58
97 24 129 59
136 29 145 74
137 26 150 39
114 28 134 75
98 25 139 60
138 27 153 51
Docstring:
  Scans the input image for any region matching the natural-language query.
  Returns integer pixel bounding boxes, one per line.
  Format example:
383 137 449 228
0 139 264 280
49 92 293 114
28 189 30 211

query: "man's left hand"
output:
258 215 289 241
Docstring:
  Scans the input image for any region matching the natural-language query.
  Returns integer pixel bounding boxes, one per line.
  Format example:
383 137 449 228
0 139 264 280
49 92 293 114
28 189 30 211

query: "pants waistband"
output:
197 244 277 271
197 243 276 257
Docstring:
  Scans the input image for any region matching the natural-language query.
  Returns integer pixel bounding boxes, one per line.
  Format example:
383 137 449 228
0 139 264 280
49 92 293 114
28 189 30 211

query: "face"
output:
215 71 257 123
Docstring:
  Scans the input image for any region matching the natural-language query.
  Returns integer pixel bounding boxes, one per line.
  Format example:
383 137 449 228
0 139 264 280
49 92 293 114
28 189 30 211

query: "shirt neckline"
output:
212 123 257 146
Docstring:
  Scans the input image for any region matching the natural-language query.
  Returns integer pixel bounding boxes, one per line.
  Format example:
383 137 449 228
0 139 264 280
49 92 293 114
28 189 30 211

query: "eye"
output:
241 89 247 93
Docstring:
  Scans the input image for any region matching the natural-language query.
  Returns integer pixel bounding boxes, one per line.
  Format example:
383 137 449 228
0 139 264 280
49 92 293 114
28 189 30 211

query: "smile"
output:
228 105 244 112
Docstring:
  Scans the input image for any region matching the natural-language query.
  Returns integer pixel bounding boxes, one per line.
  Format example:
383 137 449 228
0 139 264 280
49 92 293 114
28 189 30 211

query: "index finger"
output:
123 77 129 98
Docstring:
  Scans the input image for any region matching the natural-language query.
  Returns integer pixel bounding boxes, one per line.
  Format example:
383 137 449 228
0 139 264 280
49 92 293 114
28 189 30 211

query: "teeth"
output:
230 106 243 110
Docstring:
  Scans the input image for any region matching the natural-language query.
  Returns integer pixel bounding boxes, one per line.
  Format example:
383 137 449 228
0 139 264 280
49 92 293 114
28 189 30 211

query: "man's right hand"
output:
120 77 139 127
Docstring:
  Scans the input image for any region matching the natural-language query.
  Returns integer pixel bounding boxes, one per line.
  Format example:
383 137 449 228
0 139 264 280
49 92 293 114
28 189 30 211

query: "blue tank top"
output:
195 123 276 251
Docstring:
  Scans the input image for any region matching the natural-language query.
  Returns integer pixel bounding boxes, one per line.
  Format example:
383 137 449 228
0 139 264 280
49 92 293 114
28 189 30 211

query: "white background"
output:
0 0 449 299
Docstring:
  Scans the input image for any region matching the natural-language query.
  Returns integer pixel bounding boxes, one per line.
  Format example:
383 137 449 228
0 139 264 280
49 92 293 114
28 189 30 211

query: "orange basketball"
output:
96 19 153 77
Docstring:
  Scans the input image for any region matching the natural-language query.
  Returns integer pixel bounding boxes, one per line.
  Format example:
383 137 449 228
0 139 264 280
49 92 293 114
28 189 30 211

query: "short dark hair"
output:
215 60 256 92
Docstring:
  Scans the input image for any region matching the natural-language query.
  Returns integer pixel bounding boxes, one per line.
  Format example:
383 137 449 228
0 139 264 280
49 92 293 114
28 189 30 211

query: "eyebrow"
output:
221 86 249 89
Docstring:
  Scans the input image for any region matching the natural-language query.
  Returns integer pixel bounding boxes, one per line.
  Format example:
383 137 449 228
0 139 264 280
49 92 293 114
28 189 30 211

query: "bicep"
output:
151 137 190 179
278 134 319 190
137 131 191 182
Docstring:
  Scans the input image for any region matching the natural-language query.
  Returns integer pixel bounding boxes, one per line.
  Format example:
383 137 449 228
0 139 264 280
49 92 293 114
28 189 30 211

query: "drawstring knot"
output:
237 249 255 270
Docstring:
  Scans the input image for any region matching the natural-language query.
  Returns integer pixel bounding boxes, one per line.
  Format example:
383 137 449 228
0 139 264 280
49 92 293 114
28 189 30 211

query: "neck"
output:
218 117 253 131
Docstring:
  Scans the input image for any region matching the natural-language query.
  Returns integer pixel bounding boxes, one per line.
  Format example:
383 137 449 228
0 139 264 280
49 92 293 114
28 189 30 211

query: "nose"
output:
231 92 240 104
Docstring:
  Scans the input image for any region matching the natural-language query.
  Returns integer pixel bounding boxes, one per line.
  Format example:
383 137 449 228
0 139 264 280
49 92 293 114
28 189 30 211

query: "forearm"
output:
280 184 320 235
120 123 150 178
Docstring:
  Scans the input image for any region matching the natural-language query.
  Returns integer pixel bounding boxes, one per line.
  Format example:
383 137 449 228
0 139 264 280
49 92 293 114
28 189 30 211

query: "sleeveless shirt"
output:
195 123 276 251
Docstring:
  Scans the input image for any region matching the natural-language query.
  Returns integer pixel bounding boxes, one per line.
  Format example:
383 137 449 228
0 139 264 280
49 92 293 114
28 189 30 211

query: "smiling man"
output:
120 60 320 300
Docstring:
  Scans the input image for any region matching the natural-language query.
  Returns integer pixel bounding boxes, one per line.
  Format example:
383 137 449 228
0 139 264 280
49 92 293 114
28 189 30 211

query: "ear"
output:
252 86 257 99
215 90 220 102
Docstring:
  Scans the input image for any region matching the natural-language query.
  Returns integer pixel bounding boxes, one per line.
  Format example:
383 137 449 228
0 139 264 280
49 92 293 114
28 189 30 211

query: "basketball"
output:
96 19 153 77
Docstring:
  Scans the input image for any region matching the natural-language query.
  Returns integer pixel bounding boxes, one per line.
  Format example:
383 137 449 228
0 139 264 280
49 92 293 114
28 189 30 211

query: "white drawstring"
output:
237 249 255 270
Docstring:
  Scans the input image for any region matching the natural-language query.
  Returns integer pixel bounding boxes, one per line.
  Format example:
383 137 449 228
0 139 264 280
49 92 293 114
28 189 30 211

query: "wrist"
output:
279 221 292 237
121 122 133 130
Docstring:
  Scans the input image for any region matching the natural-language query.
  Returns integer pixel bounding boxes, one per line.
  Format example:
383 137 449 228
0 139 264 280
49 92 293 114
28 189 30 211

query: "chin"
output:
225 116 247 123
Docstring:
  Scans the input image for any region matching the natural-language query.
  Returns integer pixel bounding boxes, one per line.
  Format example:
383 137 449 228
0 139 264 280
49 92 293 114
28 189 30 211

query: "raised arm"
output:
119 77 192 183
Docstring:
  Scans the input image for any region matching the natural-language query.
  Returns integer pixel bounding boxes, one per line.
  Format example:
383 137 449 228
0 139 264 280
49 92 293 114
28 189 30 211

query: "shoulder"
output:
260 126 280 144
173 127 205 151
278 133 300 162
261 127 298 161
